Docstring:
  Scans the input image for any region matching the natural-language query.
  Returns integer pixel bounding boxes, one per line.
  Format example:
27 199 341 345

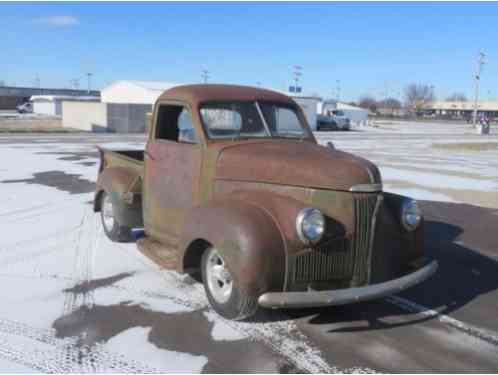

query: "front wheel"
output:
201 246 258 320
100 191 133 242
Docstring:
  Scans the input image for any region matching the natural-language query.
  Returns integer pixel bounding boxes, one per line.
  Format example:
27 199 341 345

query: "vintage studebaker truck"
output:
94 84 437 320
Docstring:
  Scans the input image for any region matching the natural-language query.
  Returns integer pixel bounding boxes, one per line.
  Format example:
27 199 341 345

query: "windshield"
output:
200 101 308 140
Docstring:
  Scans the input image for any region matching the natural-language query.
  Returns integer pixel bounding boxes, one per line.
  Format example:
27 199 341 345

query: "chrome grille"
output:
291 238 352 283
288 193 381 288
351 193 381 286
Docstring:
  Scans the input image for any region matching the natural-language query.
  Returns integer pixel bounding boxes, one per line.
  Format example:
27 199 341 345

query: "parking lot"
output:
1 122 498 372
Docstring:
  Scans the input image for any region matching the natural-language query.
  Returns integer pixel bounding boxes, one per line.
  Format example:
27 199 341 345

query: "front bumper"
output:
258 260 438 309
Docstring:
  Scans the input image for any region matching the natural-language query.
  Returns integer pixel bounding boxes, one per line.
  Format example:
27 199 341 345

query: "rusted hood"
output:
215 140 381 191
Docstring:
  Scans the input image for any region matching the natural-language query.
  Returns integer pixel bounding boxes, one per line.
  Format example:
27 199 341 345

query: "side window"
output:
155 105 198 144
178 109 198 144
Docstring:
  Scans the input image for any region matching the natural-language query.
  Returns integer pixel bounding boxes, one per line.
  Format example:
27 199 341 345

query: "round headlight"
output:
401 199 422 231
296 208 325 244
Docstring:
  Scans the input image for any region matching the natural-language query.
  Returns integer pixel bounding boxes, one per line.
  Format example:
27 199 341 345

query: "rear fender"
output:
94 167 143 228
179 199 286 295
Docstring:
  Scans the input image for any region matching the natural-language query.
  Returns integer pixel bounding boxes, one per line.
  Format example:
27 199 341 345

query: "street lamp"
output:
472 52 486 127
201 70 209 84
293 65 302 93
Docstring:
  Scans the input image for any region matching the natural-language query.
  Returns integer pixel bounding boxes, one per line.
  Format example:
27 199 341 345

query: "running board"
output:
136 236 179 270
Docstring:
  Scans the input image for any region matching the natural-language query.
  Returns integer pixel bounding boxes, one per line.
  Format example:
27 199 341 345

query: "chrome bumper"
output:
258 260 438 309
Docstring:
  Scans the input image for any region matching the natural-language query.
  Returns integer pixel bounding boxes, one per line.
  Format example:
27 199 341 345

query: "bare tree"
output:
404 83 435 112
446 93 468 101
379 97 402 109
358 96 378 112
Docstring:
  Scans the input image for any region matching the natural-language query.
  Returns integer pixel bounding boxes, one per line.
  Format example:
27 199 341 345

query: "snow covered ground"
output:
1 121 497 372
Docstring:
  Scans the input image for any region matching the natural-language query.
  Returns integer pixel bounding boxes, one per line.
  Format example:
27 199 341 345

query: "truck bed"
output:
98 147 144 178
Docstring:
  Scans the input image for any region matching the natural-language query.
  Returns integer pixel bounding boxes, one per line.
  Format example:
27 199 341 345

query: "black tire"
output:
201 246 259 320
100 191 133 242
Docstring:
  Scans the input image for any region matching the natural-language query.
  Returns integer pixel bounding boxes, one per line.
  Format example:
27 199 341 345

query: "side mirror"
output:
327 141 335 150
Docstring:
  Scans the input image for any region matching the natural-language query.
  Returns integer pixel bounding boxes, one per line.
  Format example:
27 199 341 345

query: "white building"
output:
31 95 99 116
289 95 322 130
101 80 182 105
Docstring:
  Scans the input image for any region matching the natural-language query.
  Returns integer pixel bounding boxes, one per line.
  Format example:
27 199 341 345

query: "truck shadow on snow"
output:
287 200 498 333
53 273 295 373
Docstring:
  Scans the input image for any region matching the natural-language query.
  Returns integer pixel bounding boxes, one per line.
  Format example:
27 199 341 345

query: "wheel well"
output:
183 238 211 282
94 190 104 212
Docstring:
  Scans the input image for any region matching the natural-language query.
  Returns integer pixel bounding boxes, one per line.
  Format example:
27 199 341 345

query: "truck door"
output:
143 103 202 247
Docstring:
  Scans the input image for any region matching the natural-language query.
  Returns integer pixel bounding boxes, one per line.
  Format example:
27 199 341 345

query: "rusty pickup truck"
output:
94 84 437 320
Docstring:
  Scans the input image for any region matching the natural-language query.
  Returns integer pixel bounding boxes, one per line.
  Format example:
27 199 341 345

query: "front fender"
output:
179 199 286 295
371 192 425 283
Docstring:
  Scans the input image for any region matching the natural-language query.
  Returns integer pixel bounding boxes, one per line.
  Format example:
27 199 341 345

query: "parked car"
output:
317 111 350 131
316 114 338 131
16 102 33 114
94 84 437 320
330 110 351 130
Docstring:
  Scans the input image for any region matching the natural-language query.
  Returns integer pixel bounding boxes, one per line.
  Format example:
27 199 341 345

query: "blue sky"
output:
2 2 498 102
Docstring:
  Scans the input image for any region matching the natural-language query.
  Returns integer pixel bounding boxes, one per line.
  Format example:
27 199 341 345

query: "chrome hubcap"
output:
102 194 115 231
206 248 233 304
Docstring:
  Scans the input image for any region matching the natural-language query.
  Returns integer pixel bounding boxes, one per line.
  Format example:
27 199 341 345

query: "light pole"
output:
86 73 93 94
472 52 486 126
336 80 341 101
293 65 302 93
201 70 209 84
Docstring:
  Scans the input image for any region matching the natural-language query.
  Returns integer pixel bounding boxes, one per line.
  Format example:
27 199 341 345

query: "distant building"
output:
288 94 322 130
0 86 99 110
427 101 498 118
31 95 99 116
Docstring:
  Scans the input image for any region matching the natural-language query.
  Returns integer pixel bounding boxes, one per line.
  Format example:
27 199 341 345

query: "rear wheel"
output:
201 246 258 320
100 192 133 242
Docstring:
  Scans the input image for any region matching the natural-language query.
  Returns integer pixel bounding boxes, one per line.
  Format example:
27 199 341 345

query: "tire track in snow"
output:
62 209 97 317
0 318 161 373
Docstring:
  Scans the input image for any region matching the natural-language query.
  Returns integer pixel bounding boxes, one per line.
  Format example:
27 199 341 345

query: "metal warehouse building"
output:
102 81 181 132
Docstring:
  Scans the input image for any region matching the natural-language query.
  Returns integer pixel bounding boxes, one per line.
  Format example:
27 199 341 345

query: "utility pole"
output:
473 52 486 126
201 70 209 84
34 74 41 94
86 73 93 94
86 73 92 94
336 80 341 101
